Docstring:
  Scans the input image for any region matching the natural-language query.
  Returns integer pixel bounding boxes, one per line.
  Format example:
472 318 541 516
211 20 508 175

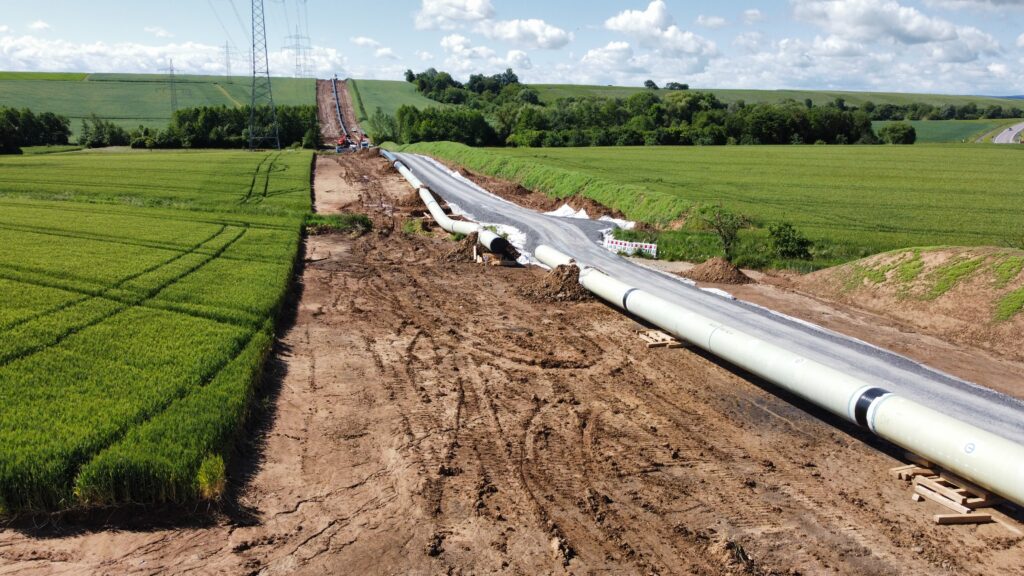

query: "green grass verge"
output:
0 149 311 513
305 213 372 235
996 287 1024 321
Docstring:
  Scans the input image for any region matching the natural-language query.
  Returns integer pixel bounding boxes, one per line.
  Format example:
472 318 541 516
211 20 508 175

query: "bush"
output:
768 222 812 260
879 121 916 144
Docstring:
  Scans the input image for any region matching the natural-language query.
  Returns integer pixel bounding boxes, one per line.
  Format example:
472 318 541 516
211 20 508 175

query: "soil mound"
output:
443 232 478 263
683 258 752 285
519 265 591 302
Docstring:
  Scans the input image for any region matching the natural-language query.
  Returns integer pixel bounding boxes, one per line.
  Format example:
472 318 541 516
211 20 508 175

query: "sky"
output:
1 0 1023 95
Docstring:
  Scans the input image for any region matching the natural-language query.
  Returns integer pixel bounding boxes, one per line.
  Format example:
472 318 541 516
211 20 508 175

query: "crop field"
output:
532 83 1024 108
348 78 449 120
0 72 315 136
0 149 311 512
395 142 1024 266
871 119 1015 143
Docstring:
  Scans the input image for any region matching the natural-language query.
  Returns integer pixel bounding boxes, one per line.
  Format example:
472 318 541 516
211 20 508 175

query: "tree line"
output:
367 68 921 147
0 107 71 153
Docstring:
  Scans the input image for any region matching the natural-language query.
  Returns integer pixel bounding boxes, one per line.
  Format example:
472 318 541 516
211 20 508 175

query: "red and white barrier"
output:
603 238 657 258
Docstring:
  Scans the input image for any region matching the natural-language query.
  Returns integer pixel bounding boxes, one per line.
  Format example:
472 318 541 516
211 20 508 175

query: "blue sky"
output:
1 1 1023 94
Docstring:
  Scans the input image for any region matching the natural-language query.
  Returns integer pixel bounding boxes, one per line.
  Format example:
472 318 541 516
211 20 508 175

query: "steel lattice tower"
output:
249 0 280 150
160 59 179 115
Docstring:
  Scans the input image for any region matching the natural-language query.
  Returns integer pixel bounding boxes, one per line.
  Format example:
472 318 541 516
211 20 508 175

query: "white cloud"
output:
792 0 957 44
812 34 866 57
496 49 533 70
928 25 1000 62
580 41 648 81
476 19 572 49
1018 32 1024 48
439 33 498 74
416 50 435 61
415 0 494 30
0 25 11 34
988 62 1009 76
604 1 716 71
605 1 674 35
28 20 49 31
351 36 380 48
0 35 348 77
924 0 1024 9
375 47 398 60
696 15 728 29
143 26 173 39
743 9 766 23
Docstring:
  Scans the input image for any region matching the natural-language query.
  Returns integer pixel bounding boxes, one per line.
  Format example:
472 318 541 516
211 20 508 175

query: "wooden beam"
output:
934 513 993 525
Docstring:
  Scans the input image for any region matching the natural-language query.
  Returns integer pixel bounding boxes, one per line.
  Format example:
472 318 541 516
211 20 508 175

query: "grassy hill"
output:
347 78 447 121
391 142 1024 269
532 84 1024 109
0 72 315 137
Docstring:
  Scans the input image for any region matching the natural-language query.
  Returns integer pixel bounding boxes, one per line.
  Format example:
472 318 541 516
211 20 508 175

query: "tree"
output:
665 82 688 90
365 106 398 143
768 222 812 260
878 121 916 144
404 69 415 83
644 79 659 90
701 204 748 262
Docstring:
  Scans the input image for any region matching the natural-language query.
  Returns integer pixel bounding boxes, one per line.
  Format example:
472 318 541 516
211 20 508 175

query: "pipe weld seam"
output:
622 288 638 312
853 387 890 429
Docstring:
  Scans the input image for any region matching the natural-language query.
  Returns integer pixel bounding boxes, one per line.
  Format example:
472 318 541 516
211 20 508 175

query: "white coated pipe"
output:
534 245 1024 507
534 245 575 268
417 187 479 237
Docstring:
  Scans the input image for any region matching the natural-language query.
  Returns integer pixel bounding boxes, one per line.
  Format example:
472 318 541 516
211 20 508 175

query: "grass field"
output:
0 72 315 137
871 119 1016 143
532 84 1024 109
393 142 1024 268
0 148 312 513
348 78 448 121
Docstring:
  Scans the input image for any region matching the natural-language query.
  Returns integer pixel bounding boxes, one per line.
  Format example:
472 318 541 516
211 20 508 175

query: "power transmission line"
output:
249 0 280 150
159 59 179 115
283 25 312 78
224 42 232 83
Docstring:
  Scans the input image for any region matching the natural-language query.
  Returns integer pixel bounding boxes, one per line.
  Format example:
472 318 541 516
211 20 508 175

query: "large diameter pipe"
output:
534 245 575 268
534 245 1024 507
417 187 479 236
478 229 511 254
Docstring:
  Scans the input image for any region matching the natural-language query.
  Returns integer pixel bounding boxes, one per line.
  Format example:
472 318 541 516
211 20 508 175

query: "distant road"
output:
993 121 1024 144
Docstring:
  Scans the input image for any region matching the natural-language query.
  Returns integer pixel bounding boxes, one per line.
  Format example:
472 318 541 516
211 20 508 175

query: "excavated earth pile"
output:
684 257 754 285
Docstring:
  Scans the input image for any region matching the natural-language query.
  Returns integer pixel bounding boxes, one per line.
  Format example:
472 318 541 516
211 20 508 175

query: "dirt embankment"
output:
3 155 1022 575
797 247 1024 364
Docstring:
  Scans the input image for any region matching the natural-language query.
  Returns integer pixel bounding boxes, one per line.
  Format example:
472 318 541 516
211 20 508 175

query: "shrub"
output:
768 222 813 260
879 121 916 144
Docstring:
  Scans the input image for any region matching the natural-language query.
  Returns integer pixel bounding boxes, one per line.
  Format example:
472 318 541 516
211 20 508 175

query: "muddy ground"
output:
315 80 342 145
1 153 1022 575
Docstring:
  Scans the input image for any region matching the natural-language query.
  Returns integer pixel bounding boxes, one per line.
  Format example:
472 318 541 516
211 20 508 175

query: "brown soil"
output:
684 257 753 285
337 80 364 137
796 247 1024 364
519 264 592 303
443 232 478 263
3 155 1023 575
315 79 342 145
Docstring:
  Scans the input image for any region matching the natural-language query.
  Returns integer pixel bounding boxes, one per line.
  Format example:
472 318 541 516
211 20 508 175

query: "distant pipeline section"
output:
534 245 1024 509
331 76 349 139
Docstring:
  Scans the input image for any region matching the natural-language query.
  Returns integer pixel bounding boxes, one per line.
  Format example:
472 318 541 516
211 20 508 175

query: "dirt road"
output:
2 153 1021 575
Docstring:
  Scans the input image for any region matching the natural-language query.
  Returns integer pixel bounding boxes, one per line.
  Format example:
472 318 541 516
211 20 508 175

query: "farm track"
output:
3 151 1021 574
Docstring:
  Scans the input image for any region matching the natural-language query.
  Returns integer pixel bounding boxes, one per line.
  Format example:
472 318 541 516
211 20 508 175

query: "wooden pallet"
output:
891 461 1015 529
635 329 684 349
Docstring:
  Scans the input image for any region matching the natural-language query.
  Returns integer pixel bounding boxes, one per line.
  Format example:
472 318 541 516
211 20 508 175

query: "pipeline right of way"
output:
535 245 1024 508
381 148 1024 509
